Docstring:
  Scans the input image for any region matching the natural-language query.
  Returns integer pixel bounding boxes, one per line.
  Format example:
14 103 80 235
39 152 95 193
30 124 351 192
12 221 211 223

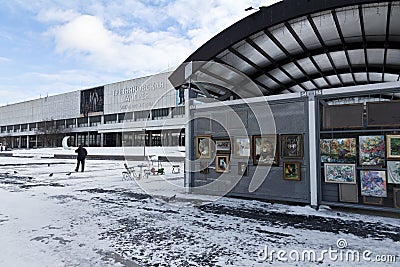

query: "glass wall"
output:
88 132 101 146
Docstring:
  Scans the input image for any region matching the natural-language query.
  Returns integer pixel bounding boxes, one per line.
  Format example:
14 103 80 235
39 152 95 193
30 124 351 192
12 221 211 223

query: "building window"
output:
89 132 101 146
134 110 151 121
55 120 65 129
133 131 146 146
123 112 133 122
152 108 169 120
171 106 185 118
122 132 134 146
66 119 76 128
77 134 87 146
21 124 28 132
29 123 37 131
90 116 101 126
78 117 88 127
104 114 117 124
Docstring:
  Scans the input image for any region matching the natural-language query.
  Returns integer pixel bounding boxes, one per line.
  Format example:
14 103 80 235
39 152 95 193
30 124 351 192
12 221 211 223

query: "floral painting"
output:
359 136 385 166
324 163 356 184
320 138 356 163
360 170 387 197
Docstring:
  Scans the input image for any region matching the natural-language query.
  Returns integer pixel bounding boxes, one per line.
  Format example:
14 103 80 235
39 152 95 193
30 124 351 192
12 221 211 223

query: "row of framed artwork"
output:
338 183 400 207
323 101 400 129
324 163 400 198
320 135 400 165
200 157 302 181
196 134 303 165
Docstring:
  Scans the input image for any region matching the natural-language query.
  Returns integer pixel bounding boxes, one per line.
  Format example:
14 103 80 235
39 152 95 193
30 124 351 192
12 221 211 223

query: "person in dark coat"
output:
75 144 88 172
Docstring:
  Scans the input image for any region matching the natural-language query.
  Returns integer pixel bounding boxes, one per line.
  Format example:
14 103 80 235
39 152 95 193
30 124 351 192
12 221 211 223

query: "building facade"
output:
0 71 185 149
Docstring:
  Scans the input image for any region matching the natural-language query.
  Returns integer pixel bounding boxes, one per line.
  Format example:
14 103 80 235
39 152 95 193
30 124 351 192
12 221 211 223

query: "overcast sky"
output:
0 0 281 106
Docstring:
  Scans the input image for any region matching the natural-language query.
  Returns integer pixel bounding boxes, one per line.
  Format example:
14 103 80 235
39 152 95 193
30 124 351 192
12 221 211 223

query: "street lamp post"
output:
142 128 146 160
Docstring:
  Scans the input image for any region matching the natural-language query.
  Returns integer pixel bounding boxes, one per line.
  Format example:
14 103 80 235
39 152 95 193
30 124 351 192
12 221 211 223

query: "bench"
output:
122 163 149 180
172 165 180 174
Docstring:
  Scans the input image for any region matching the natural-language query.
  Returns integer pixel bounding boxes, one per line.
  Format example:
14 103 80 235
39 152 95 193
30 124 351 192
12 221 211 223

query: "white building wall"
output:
0 92 80 125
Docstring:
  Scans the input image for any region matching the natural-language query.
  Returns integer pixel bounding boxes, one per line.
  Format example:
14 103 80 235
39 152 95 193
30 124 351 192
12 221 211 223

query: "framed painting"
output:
283 162 301 181
215 139 231 154
233 136 251 158
394 188 400 208
363 196 383 205
281 134 303 158
216 155 229 173
323 103 364 129
324 163 356 184
367 101 400 127
252 135 279 165
387 161 400 184
238 162 248 176
320 138 357 163
386 135 400 159
196 135 211 159
359 135 385 166
360 170 387 197
339 184 359 203
199 161 209 174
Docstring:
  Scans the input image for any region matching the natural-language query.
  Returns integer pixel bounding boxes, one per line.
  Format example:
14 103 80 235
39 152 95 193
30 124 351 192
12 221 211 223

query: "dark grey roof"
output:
170 0 400 98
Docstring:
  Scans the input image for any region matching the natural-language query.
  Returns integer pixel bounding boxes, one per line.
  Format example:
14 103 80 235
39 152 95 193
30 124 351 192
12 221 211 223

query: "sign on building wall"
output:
104 72 176 114
80 87 104 116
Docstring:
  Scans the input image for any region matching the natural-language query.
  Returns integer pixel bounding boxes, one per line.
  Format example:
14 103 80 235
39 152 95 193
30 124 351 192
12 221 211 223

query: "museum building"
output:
0 71 186 149
170 0 400 212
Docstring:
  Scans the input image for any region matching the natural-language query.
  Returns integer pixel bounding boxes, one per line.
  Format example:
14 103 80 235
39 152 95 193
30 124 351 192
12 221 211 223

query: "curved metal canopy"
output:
170 0 400 98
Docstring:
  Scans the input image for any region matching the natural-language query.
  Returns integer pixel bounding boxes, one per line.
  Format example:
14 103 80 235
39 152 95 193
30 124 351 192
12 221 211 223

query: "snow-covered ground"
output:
0 154 399 266
9 146 185 158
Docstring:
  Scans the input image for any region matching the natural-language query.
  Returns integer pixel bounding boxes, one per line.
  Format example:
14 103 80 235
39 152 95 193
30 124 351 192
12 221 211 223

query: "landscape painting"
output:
320 138 357 163
386 135 400 159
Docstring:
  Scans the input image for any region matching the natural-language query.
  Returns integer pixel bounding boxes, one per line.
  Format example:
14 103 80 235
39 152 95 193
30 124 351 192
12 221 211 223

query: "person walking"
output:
75 144 88 172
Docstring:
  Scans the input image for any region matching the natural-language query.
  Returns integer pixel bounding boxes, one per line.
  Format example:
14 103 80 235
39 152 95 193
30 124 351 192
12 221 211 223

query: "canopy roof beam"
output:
264 29 321 89
284 22 332 87
227 47 293 93
307 15 344 87
358 5 370 83
382 2 392 82
332 9 356 86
